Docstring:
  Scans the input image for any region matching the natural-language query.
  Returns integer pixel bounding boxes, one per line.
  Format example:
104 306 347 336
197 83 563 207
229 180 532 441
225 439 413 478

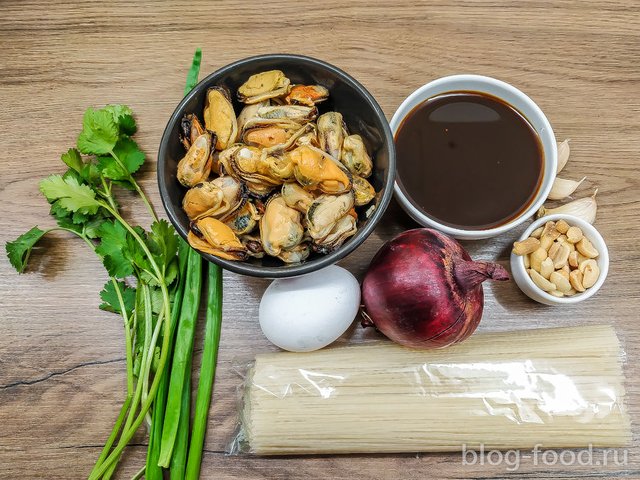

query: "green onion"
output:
186 263 223 479
184 48 202 96
158 248 202 467
170 358 192 478
146 239 190 479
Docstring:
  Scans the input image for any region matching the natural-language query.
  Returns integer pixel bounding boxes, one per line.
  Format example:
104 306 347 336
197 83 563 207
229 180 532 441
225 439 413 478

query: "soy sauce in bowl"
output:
395 91 543 230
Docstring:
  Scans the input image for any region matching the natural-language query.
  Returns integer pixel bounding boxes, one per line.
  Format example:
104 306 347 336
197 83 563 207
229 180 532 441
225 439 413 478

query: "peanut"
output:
530 247 548 271
512 237 541 256
555 219 570 234
530 226 544 239
576 237 599 258
568 251 580 268
540 257 555 279
541 221 560 239
529 269 557 292
551 243 571 269
540 234 555 251
550 271 572 293
548 241 562 259
517 219 604 297
580 259 600 288
569 270 586 292
566 226 583 244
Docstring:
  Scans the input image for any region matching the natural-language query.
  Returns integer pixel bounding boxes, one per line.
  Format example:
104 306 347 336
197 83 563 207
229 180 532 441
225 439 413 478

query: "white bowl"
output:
391 74 557 240
510 214 609 305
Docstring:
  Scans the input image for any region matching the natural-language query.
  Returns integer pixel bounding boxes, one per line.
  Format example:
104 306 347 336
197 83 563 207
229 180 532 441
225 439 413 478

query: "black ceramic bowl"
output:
158 54 395 277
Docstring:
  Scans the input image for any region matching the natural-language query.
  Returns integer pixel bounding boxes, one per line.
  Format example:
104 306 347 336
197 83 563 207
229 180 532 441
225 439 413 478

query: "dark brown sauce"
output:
395 91 543 230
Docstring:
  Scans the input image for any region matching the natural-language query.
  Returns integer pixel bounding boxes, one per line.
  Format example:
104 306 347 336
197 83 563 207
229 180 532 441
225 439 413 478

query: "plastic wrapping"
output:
230 325 630 455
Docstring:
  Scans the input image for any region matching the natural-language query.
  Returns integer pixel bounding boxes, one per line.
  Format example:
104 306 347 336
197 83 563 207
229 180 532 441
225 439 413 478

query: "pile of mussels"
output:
177 70 377 264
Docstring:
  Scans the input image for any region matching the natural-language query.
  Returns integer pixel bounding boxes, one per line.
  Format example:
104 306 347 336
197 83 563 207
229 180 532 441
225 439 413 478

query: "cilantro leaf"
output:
97 138 145 181
6 226 49 273
104 104 137 136
77 107 119 155
113 137 145 174
95 221 134 278
83 217 107 239
39 175 101 214
80 162 102 187
147 220 178 269
61 148 84 173
99 280 136 317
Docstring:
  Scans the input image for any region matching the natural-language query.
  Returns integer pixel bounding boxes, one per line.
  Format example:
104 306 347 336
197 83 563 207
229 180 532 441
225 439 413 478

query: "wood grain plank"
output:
0 0 638 478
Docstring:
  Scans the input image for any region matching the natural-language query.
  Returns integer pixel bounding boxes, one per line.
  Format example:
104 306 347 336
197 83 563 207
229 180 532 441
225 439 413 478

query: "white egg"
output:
259 265 361 352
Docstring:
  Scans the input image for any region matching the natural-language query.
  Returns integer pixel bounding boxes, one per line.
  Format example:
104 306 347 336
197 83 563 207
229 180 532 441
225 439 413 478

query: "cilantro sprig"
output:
5 102 178 479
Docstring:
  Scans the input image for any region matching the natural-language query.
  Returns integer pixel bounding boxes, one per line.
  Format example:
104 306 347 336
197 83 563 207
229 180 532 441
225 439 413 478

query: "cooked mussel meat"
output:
181 114 205 150
237 70 291 104
224 200 260 235
178 71 378 264
240 234 265 258
259 195 304 257
341 134 373 178
285 85 329 106
230 145 281 196
318 112 346 159
352 175 376 206
290 145 352 194
313 215 357 253
177 132 213 187
305 192 355 243
237 100 268 133
203 87 238 150
281 182 315 213
188 217 248 261
278 242 311 264
257 105 317 123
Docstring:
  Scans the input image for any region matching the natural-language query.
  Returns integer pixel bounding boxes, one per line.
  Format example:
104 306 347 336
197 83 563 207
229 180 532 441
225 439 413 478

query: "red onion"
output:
361 228 509 348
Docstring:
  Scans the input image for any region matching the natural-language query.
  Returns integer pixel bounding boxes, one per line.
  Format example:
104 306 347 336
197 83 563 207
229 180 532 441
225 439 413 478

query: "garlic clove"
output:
556 139 570 174
536 189 598 224
548 176 587 200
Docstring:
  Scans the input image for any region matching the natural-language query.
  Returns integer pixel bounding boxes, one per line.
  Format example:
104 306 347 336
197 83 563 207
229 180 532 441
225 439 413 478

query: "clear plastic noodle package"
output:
231 325 630 455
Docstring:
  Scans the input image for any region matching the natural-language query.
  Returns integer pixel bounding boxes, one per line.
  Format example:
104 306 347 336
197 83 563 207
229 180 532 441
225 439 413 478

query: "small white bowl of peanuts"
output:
510 214 609 305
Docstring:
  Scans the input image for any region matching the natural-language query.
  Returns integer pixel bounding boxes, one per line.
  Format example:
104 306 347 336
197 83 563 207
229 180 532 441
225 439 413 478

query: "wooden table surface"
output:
1 1 638 478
